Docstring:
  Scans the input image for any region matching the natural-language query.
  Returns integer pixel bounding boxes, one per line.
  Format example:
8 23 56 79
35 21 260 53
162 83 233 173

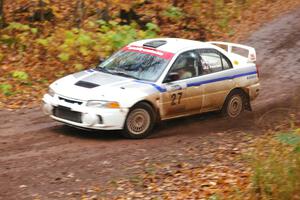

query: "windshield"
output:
97 48 172 82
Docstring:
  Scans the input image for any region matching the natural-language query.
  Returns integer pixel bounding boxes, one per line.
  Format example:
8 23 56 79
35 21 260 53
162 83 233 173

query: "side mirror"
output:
99 58 105 64
165 72 180 83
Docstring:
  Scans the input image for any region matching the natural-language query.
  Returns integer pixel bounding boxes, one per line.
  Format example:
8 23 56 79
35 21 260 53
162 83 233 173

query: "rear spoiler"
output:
207 41 256 62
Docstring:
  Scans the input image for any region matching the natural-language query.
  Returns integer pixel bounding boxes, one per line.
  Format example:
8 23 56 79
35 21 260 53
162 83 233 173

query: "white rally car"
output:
43 38 260 138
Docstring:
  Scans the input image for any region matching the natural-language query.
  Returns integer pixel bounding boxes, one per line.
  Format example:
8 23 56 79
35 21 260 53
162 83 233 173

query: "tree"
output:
38 0 45 21
96 0 110 21
0 0 5 28
75 0 85 28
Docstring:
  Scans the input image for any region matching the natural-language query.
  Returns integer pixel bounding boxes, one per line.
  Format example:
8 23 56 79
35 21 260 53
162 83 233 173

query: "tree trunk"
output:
96 0 110 21
38 0 45 21
172 0 178 7
0 0 5 28
75 0 85 28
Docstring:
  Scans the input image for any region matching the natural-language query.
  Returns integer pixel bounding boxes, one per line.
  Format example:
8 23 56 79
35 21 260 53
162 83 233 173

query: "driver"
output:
175 58 192 80
178 68 192 79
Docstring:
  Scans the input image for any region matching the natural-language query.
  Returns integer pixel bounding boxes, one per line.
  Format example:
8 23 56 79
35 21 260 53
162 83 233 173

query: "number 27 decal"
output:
171 92 183 105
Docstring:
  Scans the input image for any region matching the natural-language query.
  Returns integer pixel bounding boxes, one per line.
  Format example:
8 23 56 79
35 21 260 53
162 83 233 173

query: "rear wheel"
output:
222 90 245 118
123 102 155 139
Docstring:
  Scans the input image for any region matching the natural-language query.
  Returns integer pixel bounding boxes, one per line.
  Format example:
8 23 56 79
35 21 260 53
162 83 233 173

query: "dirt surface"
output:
1 7 300 200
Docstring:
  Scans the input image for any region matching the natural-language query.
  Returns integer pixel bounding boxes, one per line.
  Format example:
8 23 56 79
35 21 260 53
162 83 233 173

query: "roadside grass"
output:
107 126 300 199
247 128 300 200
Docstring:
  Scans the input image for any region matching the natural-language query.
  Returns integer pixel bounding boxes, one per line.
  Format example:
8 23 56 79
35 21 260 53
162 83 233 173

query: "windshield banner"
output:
123 45 174 60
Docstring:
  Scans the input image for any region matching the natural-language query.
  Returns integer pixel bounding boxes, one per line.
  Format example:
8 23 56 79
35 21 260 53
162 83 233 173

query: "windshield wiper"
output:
110 70 140 80
95 67 140 80
94 67 111 74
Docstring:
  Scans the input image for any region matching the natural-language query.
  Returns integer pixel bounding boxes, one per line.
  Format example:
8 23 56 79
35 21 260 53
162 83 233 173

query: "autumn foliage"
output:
0 0 300 109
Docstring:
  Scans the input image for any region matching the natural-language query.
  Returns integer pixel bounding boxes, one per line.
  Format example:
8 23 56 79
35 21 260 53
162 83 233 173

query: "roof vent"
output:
143 40 167 48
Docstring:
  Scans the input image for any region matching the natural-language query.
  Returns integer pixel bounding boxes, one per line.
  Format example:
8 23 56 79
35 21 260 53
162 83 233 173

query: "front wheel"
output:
122 102 155 139
222 91 245 118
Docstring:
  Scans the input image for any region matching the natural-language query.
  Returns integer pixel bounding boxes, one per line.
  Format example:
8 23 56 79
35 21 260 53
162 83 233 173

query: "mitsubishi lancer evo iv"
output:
42 38 260 139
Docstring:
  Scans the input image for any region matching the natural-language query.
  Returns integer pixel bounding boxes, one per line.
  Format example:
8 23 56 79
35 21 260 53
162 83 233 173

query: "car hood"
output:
50 70 159 102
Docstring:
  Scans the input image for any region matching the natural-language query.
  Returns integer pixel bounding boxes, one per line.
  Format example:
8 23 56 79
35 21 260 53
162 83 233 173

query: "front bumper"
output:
42 94 129 130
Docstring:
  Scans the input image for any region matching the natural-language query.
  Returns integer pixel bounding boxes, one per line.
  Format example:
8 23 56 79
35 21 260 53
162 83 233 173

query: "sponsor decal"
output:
123 45 174 60
165 82 187 92
247 74 257 79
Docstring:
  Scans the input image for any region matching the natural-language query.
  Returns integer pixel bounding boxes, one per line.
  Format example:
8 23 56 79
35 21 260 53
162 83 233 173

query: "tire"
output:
122 102 156 139
222 90 246 118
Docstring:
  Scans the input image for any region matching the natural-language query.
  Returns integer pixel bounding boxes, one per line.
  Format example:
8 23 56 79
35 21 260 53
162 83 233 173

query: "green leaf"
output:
0 83 12 96
11 71 29 81
276 132 300 146
58 43 70 52
31 28 38 34
99 25 110 32
36 38 49 46
163 6 184 20
96 20 107 26
65 31 76 40
294 146 300 153
58 53 70 62
77 33 93 46
7 22 30 31
79 46 90 56
64 38 76 47
71 28 80 34
218 17 230 30
209 194 220 200
87 21 96 28
108 21 118 27
74 63 84 71
92 44 102 51
0 35 17 46
146 22 160 32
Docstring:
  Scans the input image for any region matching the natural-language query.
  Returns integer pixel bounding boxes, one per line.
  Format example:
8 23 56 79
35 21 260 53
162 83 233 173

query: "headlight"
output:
86 100 120 109
48 88 55 97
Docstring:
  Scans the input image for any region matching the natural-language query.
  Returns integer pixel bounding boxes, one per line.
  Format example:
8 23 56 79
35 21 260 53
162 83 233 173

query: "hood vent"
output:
75 81 99 88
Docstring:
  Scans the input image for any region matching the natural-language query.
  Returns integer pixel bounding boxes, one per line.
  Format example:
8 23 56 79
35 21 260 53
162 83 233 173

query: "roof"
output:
129 38 214 54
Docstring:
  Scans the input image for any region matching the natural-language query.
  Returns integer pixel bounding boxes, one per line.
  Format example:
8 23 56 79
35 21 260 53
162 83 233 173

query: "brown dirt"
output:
1 7 300 200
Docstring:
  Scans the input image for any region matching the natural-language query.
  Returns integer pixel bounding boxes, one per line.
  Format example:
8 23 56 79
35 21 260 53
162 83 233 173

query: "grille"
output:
53 106 82 123
58 97 83 105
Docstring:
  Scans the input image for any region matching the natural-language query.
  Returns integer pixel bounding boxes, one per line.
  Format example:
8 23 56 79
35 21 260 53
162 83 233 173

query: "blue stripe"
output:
134 80 167 92
135 71 257 92
187 71 257 87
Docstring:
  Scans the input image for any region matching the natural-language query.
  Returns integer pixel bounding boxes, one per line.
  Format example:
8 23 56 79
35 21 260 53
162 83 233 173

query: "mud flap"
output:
245 97 252 111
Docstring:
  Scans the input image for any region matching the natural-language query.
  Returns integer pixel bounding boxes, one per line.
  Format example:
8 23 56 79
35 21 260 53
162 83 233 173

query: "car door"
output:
197 49 234 112
160 50 204 119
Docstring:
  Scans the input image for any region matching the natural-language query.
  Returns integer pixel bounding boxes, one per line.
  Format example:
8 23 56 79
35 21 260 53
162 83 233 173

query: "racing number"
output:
171 92 183 105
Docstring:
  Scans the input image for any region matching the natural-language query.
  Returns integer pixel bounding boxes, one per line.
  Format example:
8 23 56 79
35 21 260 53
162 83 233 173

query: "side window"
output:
221 55 232 70
199 50 222 74
198 49 232 74
165 51 199 82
